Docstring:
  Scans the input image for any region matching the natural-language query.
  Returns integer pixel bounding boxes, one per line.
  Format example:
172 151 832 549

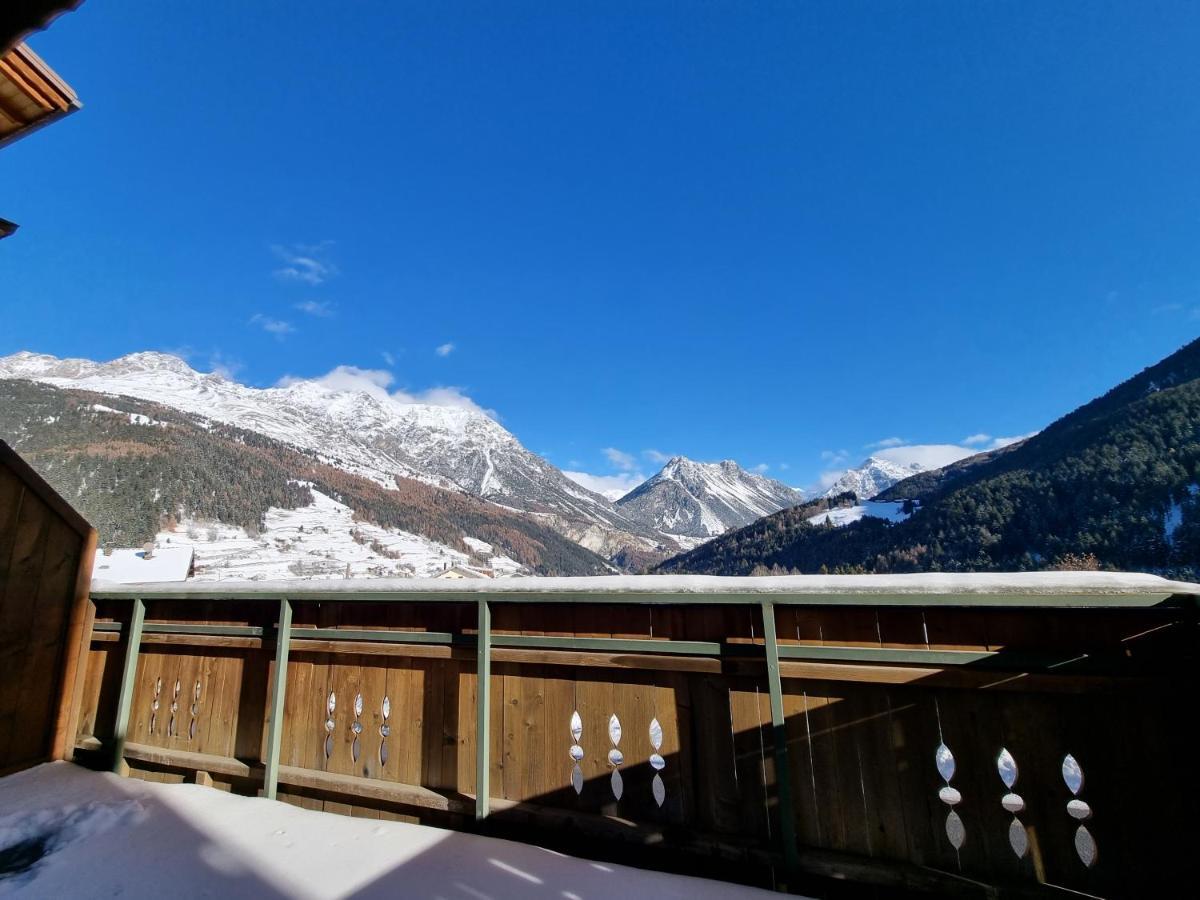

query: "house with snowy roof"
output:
92 546 194 583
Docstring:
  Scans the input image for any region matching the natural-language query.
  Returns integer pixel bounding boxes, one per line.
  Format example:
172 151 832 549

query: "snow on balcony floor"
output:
0 763 781 899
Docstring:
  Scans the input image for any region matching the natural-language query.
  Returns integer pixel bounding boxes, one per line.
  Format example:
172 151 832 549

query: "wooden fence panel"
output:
0 441 96 774
60 584 1199 897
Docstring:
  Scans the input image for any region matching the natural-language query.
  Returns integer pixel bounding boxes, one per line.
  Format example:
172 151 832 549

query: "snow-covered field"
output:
147 488 521 582
806 500 914 528
0 763 779 899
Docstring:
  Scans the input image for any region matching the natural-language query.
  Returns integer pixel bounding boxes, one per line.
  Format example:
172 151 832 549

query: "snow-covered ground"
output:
0 763 779 899
806 500 914 528
149 488 520 582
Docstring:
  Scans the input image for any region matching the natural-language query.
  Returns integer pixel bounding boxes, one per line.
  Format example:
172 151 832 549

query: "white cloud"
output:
249 314 295 339
874 444 978 469
751 463 770 474
275 364 497 419
987 432 1035 449
962 432 1035 450
272 242 336 286
381 351 396 366
815 469 850 492
777 463 790 471
821 449 850 466
866 436 906 450
406 386 497 419
208 351 243 380
435 342 455 357
810 431 1038 495
643 449 672 464
603 447 638 471
563 470 645 502
295 300 334 317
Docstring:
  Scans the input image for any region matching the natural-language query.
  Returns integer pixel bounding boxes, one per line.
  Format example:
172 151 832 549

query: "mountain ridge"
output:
657 337 1200 578
0 350 674 563
615 456 804 538
0 378 613 576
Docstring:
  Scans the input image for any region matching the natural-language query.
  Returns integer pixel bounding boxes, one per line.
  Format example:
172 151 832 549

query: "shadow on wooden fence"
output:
63 594 1197 898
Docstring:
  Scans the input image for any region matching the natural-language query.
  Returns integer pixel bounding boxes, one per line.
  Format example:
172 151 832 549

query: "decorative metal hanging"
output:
996 748 1028 858
569 710 584 795
168 678 180 738
351 693 364 763
608 714 623 801
379 695 391 767
1062 754 1097 867
324 691 336 760
649 717 666 808
189 679 202 741
149 677 162 734
935 742 965 850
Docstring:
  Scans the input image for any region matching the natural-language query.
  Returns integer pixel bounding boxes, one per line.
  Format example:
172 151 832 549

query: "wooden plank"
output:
4 515 78 765
574 668 615 816
0 481 50 768
439 659 460 791
53 518 97 761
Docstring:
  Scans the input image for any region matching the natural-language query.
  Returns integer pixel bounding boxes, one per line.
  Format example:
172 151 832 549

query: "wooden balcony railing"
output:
68 573 1199 897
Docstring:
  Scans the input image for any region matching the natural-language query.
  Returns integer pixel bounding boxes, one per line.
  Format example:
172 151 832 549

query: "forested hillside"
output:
0 380 611 575
658 338 1200 578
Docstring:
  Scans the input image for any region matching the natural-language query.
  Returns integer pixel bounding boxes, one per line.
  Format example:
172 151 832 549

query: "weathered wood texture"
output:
0 439 96 774
71 596 1196 896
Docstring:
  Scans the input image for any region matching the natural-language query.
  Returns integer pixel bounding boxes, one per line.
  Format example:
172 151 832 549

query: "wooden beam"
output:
50 523 96 760
262 598 292 800
117 740 255 779
761 601 799 877
491 634 721 656
475 597 490 821
110 597 144 774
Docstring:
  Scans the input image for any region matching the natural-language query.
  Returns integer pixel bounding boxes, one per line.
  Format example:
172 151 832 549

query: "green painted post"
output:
475 597 491 821
761 601 800 878
262 598 292 801
110 597 145 773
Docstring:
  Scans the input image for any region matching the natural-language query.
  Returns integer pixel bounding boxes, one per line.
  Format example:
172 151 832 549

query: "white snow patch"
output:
808 506 867 527
151 488 470 582
90 403 167 427
0 763 779 899
807 501 913 528
462 536 493 555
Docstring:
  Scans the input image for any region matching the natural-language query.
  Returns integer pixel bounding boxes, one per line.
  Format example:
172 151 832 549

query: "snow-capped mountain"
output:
615 457 805 538
822 456 925 500
0 351 667 559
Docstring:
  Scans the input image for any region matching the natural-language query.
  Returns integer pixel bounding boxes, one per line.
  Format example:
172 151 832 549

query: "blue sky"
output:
3 1 1199 494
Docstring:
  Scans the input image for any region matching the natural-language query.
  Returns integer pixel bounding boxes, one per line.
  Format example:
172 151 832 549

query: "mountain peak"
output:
822 456 924 500
617 455 804 538
0 348 667 564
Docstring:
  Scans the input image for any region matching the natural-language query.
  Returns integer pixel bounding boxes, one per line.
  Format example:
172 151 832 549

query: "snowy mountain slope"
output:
140 487 524 582
0 377 613 575
616 457 805 538
822 456 926 500
0 351 668 559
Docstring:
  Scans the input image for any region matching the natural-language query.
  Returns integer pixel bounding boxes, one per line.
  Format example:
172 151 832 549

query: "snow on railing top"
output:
89 571 1200 604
